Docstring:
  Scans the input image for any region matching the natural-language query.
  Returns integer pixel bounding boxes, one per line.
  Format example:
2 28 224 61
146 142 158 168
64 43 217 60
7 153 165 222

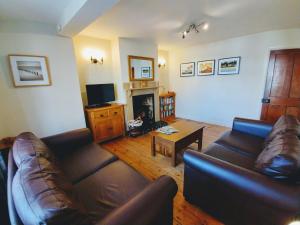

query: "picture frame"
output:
197 60 215 76
218 57 241 75
141 66 151 78
8 55 51 87
180 62 195 77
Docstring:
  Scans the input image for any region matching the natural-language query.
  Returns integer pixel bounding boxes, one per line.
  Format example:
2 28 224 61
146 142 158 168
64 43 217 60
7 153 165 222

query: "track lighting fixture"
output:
182 22 209 39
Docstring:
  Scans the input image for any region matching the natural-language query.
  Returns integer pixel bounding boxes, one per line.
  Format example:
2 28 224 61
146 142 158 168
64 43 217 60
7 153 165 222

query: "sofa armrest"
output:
184 150 299 211
41 128 93 156
232 117 273 138
96 175 178 225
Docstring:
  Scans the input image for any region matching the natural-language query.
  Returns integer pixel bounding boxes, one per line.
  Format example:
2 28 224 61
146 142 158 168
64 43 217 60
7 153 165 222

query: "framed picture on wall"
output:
141 67 151 78
8 55 51 87
180 62 195 77
218 57 241 75
197 60 215 76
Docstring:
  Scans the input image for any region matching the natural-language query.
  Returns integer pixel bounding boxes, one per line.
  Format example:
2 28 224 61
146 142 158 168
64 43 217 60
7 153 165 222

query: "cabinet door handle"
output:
114 112 118 115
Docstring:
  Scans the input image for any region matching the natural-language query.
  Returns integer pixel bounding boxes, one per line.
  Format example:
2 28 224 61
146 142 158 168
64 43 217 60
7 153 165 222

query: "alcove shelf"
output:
159 92 176 122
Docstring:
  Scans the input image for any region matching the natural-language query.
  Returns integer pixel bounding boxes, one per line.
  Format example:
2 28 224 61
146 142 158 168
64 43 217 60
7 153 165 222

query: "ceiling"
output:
80 0 300 49
0 0 72 24
0 0 299 49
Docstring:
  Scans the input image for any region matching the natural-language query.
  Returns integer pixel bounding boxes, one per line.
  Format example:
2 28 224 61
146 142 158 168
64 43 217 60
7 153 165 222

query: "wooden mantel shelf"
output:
123 81 160 97
127 86 159 91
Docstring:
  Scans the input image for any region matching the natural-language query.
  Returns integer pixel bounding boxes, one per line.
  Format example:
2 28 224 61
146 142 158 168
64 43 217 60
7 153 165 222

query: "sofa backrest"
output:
255 115 300 182
8 132 92 225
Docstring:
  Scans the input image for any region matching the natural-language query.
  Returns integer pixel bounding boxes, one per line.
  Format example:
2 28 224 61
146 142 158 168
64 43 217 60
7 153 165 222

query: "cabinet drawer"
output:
94 110 109 119
110 107 122 117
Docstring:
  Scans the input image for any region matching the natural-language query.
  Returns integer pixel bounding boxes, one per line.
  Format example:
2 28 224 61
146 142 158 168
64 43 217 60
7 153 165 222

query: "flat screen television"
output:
86 83 115 107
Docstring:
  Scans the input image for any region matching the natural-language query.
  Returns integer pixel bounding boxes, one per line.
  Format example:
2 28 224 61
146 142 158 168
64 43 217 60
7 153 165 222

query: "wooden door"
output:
261 49 300 123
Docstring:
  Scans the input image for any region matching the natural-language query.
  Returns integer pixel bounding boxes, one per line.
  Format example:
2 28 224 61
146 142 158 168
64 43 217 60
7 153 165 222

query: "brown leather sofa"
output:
7 128 178 225
184 115 300 225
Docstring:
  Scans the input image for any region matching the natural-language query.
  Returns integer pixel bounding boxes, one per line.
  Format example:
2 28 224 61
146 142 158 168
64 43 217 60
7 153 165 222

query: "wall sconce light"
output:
90 56 103 64
83 48 104 64
158 57 166 68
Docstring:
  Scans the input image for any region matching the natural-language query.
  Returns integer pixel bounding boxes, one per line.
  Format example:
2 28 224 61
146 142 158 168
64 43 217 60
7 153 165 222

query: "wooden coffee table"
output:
150 120 205 166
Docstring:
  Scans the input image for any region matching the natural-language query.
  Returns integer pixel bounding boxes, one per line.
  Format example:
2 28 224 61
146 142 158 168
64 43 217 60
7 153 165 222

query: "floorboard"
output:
101 119 229 225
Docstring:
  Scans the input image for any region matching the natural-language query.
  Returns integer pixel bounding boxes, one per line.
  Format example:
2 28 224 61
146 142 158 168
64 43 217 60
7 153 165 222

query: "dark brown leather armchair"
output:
7 128 178 225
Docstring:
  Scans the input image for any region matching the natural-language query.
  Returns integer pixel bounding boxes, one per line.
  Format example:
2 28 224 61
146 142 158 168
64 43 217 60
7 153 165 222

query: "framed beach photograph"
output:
197 60 215 76
218 57 241 75
141 66 151 78
180 62 195 77
9 55 51 87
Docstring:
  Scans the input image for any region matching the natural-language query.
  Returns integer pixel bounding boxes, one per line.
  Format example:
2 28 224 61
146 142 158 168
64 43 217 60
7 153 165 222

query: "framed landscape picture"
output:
180 62 195 77
9 55 51 87
197 60 215 76
141 66 151 78
218 57 241 75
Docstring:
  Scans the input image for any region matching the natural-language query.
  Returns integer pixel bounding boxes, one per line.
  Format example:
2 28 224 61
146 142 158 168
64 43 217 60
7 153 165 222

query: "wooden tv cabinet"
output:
85 104 125 143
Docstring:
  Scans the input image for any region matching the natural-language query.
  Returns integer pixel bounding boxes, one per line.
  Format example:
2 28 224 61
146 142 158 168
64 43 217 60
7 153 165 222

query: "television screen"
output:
86 83 115 106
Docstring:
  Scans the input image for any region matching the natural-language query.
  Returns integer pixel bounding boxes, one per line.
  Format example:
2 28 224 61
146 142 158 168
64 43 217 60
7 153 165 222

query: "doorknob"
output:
262 98 270 103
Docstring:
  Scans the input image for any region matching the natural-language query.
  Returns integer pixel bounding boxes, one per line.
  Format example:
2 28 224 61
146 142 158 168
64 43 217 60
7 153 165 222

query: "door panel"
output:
286 107 300 118
290 54 300 98
267 105 286 123
261 49 300 123
95 119 113 141
270 54 293 98
112 116 124 137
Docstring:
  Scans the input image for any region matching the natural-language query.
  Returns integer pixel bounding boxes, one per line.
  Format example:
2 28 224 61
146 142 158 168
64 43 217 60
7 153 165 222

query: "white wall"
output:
169 28 300 127
0 33 86 138
119 38 158 83
158 50 169 93
73 35 114 105
111 38 158 103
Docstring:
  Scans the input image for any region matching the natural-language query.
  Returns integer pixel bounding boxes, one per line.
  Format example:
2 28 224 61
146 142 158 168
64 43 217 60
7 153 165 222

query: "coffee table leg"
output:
171 144 176 167
198 129 203 151
151 135 156 156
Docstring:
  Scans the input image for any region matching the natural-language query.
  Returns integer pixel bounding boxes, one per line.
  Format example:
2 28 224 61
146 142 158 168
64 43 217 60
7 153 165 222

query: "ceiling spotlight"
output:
202 23 209 30
182 22 209 39
182 30 188 39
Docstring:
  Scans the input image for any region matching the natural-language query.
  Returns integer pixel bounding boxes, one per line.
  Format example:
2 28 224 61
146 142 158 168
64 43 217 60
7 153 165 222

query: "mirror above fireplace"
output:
128 55 155 81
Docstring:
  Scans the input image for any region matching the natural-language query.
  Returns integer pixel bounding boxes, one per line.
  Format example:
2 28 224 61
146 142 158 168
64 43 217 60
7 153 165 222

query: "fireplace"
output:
132 94 155 131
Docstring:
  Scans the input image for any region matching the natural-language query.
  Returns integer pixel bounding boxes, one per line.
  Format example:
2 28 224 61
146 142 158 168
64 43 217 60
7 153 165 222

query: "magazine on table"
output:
156 126 178 135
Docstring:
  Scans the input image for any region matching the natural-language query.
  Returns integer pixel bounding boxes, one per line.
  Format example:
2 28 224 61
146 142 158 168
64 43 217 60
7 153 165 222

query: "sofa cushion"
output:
255 133 300 181
215 130 264 158
72 160 150 221
59 143 118 183
265 115 300 145
12 155 92 225
204 143 256 170
13 132 53 167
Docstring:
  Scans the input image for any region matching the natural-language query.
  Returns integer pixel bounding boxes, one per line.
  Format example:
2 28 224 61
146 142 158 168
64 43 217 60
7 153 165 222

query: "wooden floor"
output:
101 119 229 225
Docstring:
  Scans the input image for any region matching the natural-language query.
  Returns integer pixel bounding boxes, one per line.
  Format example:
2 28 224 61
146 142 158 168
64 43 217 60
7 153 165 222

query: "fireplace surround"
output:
123 81 160 127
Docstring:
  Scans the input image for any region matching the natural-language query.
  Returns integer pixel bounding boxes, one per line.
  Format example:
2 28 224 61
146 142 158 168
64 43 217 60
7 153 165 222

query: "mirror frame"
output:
128 55 155 81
